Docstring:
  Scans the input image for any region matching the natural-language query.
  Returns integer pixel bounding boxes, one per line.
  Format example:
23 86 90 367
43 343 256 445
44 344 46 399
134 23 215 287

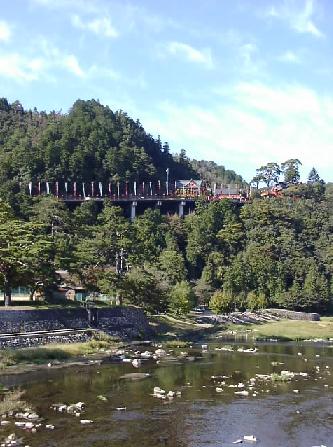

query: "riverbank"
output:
1 314 332 376
150 314 333 342
225 316 333 341
0 335 122 374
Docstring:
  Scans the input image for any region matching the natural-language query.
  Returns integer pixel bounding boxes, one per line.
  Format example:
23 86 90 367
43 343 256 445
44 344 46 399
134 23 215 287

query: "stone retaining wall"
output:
266 308 320 321
0 332 91 350
0 306 152 339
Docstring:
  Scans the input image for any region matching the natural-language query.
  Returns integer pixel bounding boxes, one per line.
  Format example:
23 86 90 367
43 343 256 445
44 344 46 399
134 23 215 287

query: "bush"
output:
209 290 234 314
234 292 247 312
13 348 70 363
165 340 191 348
246 291 268 311
168 281 196 316
0 389 29 415
0 351 15 370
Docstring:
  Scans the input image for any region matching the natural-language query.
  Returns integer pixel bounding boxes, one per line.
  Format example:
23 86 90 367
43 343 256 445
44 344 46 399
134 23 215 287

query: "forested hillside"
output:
2 98 243 207
191 160 244 185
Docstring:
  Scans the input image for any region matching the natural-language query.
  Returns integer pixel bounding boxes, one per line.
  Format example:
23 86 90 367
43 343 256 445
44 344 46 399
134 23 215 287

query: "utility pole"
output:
166 168 170 196
115 248 128 305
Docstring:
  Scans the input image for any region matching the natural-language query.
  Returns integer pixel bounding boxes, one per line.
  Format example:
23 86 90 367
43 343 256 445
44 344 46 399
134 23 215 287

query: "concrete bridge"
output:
25 180 248 219
63 195 196 219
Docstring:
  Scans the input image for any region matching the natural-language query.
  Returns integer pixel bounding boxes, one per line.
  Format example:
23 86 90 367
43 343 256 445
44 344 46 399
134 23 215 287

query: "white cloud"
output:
266 0 323 38
0 54 45 81
0 20 11 42
141 82 333 181
38 40 86 78
166 41 213 68
62 54 84 77
31 0 99 14
278 50 301 63
88 65 119 80
239 43 260 73
0 40 86 82
71 15 118 38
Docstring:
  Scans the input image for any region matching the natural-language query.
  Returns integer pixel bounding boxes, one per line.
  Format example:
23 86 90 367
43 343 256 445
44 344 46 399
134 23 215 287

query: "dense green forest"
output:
191 160 244 185
0 98 244 211
0 98 332 314
0 180 332 313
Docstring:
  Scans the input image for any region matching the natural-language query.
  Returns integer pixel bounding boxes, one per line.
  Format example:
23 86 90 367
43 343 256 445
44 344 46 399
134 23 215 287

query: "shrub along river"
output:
0 342 332 447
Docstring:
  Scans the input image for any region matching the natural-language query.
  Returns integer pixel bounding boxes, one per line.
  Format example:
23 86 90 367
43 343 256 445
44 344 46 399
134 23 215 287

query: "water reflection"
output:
0 342 332 446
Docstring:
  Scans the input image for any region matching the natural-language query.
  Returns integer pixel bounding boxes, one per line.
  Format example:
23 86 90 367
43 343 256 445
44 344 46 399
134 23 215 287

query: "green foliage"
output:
158 246 187 285
281 159 301 184
255 162 281 187
191 159 244 185
193 277 214 305
0 389 28 415
185 200 237 277
131 209 166 264
168 281 196 316
122 267 168 313
246 291 268 311
209 290 234 314
307 167 322 184
0 199 54 305
73 203 132 281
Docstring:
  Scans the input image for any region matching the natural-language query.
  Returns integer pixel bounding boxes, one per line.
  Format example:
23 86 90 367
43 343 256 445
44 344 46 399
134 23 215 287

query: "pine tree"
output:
307 167 321 184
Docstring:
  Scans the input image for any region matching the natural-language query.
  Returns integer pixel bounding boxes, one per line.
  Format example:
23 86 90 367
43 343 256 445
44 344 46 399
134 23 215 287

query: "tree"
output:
201 251 226 288
209 290 234 314
193 277 214 305
132 209 166 264
168 281 196 315
250 174 263 189
307 167 322 184
29 196 70 233
123 267 168 313
30 196 73 269
255 163 281 187
281 159 301 184
301 262 329 311
186 200 237 277
191 159 244 185
246 291 267 311
158 247 187 285
217 221 244 257
73 200 99 227
0 200 53 306
72 202 132 287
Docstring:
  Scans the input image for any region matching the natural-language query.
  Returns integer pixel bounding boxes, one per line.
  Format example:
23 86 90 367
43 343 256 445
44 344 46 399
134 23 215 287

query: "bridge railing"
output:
23 181 248 202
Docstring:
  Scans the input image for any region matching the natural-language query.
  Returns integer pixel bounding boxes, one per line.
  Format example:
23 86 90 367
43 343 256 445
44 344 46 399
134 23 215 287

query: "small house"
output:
52 270 89 302
175 179 204 196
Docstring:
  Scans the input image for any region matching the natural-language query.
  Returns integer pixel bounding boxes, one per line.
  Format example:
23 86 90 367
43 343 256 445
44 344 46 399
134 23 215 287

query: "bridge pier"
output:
130 201 137 221
178 200 186 218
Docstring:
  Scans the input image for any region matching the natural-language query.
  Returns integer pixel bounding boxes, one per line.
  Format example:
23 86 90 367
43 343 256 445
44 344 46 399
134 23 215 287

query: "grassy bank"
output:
150 314 333 342
149 314 214 341
0 337 120 370
229 317 333 341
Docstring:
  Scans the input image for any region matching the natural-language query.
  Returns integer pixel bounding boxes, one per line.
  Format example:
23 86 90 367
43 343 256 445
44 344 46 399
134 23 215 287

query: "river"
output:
0 342 332 446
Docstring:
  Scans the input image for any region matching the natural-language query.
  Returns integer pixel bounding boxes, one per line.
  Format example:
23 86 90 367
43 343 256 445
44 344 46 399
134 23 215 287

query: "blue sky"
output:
0 0 332 182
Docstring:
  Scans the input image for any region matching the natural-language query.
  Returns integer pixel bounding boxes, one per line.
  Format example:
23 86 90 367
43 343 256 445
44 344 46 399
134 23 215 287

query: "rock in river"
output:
120 373 151 381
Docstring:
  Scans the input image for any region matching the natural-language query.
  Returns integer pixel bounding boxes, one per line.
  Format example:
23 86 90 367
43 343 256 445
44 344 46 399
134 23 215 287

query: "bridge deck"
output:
57 195 246 203
62 195 197 203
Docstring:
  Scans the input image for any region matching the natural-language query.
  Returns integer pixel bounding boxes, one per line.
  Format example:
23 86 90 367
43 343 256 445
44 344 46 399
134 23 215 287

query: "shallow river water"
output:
1 342 333 447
